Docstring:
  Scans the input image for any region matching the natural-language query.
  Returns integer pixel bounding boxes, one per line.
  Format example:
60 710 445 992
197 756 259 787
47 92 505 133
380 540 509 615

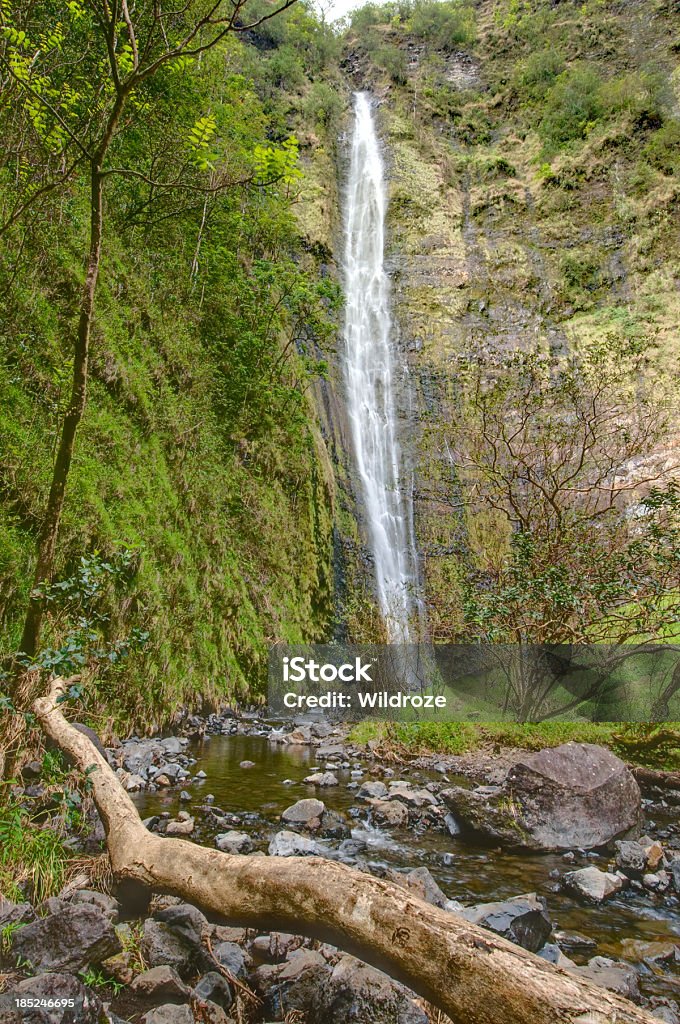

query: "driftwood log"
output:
35 679 660 1024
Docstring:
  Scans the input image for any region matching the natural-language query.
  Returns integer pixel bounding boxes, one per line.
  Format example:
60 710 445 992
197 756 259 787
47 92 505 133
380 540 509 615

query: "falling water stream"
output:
343 92 416 641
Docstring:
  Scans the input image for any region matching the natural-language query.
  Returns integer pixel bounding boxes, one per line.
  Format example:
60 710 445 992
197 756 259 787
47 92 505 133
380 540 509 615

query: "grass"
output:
349 720 680 769
0 801 69 904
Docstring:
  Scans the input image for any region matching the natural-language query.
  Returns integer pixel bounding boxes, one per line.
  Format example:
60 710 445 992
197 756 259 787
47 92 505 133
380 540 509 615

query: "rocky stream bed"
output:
1 710 680 1024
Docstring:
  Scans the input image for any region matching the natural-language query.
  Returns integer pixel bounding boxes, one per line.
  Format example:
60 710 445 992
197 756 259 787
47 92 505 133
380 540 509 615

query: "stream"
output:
132 730 680 1003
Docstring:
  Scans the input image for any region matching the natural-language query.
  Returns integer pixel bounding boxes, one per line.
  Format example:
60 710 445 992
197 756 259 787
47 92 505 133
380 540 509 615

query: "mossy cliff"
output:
343 0 680 641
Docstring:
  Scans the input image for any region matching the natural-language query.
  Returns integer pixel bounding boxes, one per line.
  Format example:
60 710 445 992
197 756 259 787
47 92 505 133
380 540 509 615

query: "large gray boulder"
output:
252 949 330 1019
441 743 641 850
10 904 121 973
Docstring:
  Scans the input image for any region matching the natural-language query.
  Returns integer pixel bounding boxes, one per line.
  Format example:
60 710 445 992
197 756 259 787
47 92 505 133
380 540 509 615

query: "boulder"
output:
281 798 325 830
10 904 121 973
317 954 429 1024
304 772 339 787
215 830 253 854
212 941 248 979
370 799 409 828
268 830 322 857
252 949 330 1019
0 973 106 1024
441 743 641 851
458 893 552 953
562 866 625 903
130 966 191 1000
356 781 388 801
317 809 351 839
193 971 233 1011
70 889 120 923
615 840 648 877
670 857 680 891
142 920 196 976
165 817 194 836
387 783 438 808
385 867 449 909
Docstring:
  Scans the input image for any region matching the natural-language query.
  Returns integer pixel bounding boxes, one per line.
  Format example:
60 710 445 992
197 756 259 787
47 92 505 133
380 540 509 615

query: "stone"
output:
212 940 247 979
356 781 388 800
252 950 331 1019
304 771 339 787
562 866 625 903
142 920 196 976
141 1005 194 1024
0 973 105 1024
645 841 665 871
553 929 597 954
70 889 120 923
130 966 190 1000
317 809 351 839
281 798 325 829
193 971 233 1011
370 799 409 827
317 954 429 1024
649 998 680 1023
387 783 438 808
215 830 253 854
0 897 35 928
125 774 146 791
441 743 641 851
10 903 121 973
571 956 640 1001
669 857 680 891
240 760 256 768
161 737 185 755
153 903 208 950
537 943 576 968
386 867 449 909
165 817 195 836
615 840 647 876
459 893 552 953
268 830 322 857
102 950 135 985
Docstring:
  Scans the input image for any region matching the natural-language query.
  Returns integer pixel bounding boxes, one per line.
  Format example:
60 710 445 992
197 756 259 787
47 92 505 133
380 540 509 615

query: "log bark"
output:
34 679 659 1024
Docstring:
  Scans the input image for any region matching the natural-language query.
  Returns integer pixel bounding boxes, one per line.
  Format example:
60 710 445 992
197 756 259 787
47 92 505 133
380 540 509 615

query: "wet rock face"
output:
442 743 641 850
459 893 553 953
10 904 121 974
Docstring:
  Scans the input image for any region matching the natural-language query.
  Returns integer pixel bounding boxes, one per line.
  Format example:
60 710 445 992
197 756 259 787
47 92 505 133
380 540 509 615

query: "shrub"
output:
514 48 564 100
374 44 409 84
643 119 680 175
304 82 345 128
539 65 604 150
408 0 476 51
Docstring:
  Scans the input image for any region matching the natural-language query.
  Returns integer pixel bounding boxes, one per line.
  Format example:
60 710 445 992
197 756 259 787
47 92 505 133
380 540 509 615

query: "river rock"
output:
615 840 648 876
370 798 409 827
165 817 195 837
670 857 680 890
387 782 438 808
131 966 190 1000
70 890 120 923
458 893 552 952
252 949 331 1018
386 867 450 909
304 771 339 787
317 808 351 839
0 973 106 1024
316 954 429 1024
153 903 208 950
562 866 626 903
215 830 253 854
141 1005 194 1024
571 956 641 1001
268 830 322 857
10 903 121 973
281 798 325 829
356 781 388 800
649 998 680 1023
193 971 233 1010
441 743 641 851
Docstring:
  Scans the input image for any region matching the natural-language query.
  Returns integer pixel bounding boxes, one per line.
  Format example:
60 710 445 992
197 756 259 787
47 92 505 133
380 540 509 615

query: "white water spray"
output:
342 92 416 641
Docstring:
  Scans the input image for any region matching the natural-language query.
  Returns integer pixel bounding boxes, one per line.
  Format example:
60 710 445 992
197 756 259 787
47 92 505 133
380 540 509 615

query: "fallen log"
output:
34 679 659 1024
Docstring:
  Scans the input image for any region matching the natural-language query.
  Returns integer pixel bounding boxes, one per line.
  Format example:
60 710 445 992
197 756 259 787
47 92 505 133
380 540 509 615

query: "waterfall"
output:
342 91 416 642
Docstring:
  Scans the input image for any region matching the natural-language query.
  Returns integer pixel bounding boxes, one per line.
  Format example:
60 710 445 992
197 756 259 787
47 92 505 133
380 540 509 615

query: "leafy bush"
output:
514 48 564 100
374 44 409 85
643 119 680 175
408 0 476 50
304 81 345 127
539 65 604 150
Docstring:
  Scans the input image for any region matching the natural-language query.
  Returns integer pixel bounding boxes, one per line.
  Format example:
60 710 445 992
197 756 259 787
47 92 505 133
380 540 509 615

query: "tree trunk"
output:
19 164 105 661
34 678 660 1024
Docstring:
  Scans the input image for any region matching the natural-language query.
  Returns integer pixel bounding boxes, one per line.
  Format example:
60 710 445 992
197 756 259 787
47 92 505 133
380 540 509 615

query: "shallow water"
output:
132 733 680 1001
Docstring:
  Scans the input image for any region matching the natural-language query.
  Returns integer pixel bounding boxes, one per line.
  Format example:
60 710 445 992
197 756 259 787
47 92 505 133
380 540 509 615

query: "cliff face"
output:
342 0 680 641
